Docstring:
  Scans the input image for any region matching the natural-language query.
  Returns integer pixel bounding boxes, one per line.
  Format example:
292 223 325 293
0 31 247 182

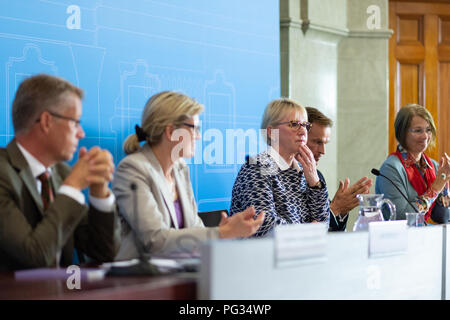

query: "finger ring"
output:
441 173 447 180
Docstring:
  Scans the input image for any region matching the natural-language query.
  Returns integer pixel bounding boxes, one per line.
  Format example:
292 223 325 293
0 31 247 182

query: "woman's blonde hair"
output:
394 103 437 150
123 91 204 154
261 98 306 145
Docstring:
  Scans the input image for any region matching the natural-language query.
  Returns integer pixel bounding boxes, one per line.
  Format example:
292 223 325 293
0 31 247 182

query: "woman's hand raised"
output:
295 144 320 187
218 206 265 239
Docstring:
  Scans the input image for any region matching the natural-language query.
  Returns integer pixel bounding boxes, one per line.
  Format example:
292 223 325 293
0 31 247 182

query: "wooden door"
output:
389 0 450 161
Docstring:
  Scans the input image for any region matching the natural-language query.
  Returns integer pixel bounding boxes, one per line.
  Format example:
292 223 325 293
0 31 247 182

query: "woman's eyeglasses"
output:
408 127 432 135
277 121 312 132
182 123 201 134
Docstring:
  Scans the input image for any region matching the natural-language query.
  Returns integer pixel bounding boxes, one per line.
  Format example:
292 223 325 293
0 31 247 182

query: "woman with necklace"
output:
375 104 450 224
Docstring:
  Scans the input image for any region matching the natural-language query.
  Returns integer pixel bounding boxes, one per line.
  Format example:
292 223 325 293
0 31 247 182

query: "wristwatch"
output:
310 180 323 190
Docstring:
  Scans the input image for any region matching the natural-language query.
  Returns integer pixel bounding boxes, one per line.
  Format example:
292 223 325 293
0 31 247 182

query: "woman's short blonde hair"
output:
123 91 204 154
394 103 437 150
261 98 306 145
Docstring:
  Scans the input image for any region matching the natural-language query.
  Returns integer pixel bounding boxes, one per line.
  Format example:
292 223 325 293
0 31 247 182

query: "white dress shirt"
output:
267 146 302 172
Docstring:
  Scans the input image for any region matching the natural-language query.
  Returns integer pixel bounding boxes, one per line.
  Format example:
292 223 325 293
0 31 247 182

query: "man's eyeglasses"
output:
36 111 82 127
408 127 432 135
182 123 201 134
277 121 312 132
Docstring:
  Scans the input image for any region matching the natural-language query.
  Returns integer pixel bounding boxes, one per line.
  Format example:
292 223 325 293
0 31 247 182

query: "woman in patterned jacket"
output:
230 98 330 237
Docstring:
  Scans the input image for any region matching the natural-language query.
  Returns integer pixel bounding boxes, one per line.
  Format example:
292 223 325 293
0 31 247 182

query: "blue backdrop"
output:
0 0 280 212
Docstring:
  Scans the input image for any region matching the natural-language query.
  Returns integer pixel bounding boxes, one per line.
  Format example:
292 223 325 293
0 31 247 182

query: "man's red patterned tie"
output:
38 171 54 210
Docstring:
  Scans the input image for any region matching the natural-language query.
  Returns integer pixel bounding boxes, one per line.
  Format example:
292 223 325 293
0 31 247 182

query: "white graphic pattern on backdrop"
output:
0 0 280 211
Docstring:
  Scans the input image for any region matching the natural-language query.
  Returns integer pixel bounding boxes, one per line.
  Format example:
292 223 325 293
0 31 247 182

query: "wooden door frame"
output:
389 0 450 160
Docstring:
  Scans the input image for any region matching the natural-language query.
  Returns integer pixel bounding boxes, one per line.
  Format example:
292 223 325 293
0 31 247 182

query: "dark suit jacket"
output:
317 170 348 232
0 140 121 271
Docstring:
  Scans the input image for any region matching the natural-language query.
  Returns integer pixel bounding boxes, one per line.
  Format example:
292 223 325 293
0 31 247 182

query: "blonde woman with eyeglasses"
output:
112 91 265 260
229 98 330 237
375 104 450 224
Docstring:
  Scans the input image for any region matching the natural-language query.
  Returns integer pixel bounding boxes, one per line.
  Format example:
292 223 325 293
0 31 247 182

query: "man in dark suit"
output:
305 107 373 231
0 74 120 271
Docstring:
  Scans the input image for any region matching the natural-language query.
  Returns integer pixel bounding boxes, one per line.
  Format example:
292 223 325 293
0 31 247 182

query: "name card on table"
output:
274 222 327 268
368 220 408 258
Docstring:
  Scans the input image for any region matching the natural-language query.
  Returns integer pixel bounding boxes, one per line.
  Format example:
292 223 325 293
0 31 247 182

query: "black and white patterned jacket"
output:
230 149 330 237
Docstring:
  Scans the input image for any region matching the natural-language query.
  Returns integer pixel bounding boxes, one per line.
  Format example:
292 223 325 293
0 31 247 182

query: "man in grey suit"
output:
0 74 120 271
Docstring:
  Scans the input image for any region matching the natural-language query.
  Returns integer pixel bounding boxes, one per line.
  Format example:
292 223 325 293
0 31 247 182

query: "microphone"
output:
371 168 419 214
107 182 161 276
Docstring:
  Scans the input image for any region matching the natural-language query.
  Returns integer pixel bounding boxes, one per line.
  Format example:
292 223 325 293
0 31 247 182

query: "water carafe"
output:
353 194 396 231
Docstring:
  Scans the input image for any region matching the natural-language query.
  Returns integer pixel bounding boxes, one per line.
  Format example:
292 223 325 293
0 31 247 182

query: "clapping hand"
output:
330 177 373 216
432 152 450 194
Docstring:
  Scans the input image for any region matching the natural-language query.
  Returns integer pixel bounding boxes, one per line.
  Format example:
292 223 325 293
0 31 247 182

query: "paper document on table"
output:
103 257 200 273
102 259 140 268
15 267 105 281
151 257 200 272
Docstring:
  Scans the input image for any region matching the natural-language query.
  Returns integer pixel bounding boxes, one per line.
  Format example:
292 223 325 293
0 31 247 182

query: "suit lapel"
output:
50 165 64 191
7 140 44 215
142 145 179 229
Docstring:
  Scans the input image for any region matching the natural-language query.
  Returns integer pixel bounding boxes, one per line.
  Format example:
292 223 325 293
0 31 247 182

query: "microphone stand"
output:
107 183 161 276
371 168 427 225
